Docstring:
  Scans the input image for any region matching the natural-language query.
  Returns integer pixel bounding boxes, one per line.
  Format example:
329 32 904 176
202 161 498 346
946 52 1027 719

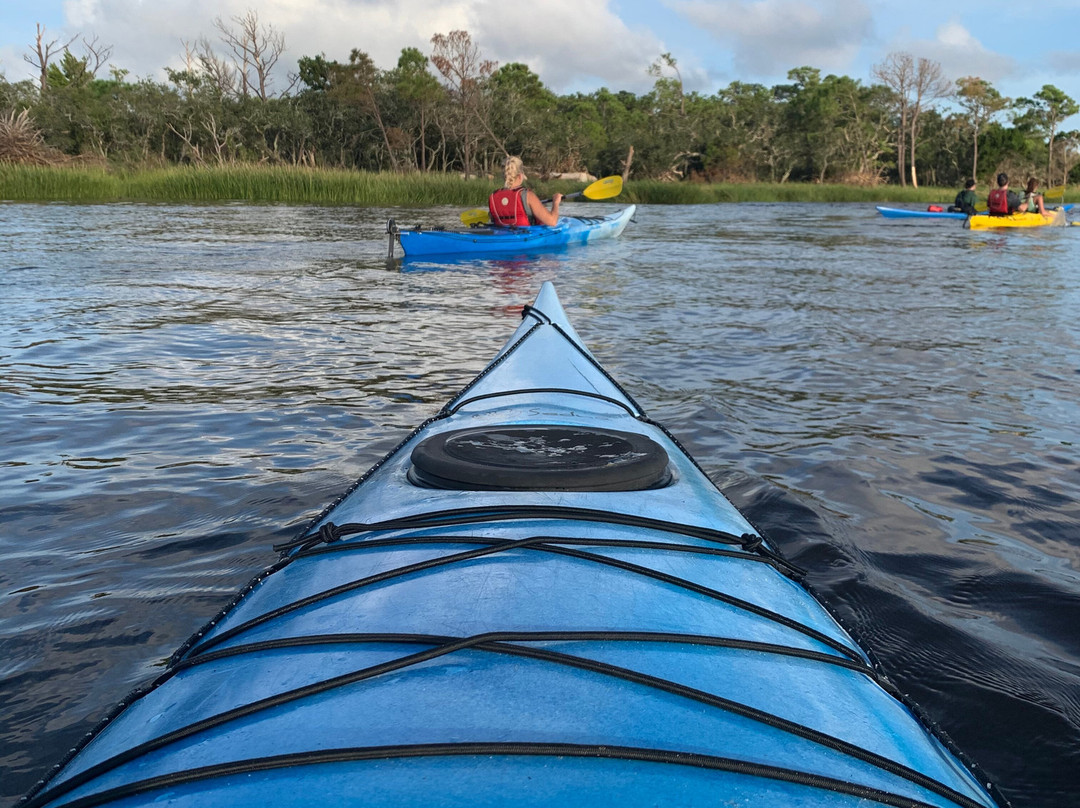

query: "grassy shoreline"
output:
0 164 994 206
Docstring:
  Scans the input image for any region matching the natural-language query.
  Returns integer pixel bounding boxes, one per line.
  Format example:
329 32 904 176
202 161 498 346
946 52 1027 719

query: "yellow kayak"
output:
966 208 1067 229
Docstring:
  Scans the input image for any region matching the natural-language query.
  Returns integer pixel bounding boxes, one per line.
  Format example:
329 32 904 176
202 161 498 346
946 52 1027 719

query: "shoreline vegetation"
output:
0 164 995 207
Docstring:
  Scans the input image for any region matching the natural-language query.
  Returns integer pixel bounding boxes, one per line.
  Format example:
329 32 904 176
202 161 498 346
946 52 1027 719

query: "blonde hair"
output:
503 156 524 186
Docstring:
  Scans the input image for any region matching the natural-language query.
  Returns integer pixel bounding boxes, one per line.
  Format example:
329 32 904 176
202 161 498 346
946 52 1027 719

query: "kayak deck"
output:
23 283 1004 808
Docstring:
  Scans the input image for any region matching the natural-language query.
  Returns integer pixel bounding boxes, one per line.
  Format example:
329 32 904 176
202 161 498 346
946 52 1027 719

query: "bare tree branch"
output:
214 9 286 100
907 57 952 187
873 52 914 187
81 36 113 77
430 30 498 176
24 23 77 92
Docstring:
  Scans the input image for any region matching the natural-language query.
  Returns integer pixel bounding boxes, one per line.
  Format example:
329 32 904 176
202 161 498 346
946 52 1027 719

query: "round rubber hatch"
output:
408 424 672 491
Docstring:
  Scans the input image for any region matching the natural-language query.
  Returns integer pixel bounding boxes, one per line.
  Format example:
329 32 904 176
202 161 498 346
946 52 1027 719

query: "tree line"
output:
2 12 1078 189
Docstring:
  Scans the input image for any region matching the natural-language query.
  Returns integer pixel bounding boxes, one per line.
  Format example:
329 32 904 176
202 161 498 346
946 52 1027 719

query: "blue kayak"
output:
389 206 634 258
876 206 969 219
23 283 1005 808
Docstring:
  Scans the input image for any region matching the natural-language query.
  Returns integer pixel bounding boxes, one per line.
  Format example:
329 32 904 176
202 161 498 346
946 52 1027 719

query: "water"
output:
2 201 1078 807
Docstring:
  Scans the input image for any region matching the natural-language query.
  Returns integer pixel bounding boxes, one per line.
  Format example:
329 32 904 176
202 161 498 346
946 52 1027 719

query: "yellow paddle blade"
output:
582 175 623 200
460 208 491 226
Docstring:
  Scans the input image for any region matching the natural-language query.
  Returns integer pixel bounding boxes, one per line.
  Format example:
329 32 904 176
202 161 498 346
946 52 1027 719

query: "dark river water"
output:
1 200 1078 807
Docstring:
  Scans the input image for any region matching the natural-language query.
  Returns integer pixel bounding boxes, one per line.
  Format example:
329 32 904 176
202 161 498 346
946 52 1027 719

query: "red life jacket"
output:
488 188 531 226
987 187 1010 216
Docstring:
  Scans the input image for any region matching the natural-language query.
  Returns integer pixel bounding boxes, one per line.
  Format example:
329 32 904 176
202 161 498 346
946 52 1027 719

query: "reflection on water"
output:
2 201 1079 806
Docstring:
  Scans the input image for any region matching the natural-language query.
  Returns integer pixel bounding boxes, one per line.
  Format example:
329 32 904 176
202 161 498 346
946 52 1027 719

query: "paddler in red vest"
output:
488 156 563 227
987 172 1021 216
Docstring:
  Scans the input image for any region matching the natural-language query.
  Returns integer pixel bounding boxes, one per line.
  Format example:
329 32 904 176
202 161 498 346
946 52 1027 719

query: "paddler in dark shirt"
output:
949 178 978 215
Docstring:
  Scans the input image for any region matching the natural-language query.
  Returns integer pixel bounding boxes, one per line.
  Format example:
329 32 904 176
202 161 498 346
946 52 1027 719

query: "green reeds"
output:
0 163 1003 206
0 164 123 200
0 165 499 205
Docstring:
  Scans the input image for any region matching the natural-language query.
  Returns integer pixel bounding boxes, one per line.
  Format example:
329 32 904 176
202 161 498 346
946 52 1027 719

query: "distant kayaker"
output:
987 173 1021 216
949 178 978 215
1017 177 1051 216
488 156 563 227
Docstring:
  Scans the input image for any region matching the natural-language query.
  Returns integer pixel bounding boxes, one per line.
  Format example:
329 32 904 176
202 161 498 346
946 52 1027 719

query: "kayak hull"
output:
23 283 1003 808
395 206 635 257
966 208 1067 229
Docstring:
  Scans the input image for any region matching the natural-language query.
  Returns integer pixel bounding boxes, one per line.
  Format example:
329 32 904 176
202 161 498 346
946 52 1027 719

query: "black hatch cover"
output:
408 424 671 491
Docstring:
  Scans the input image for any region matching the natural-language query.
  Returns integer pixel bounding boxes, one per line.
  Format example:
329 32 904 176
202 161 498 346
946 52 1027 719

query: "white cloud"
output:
467 0 662 93
883 20 1015 86
671 0 873 77
9 0 662 94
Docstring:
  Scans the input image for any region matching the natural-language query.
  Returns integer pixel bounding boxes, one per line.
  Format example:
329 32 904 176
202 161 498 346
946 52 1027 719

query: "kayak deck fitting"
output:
22 283 1006 808
386 206 635 258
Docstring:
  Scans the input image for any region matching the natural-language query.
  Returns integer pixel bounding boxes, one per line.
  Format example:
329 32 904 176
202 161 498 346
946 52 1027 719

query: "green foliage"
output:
1014 85 1079 136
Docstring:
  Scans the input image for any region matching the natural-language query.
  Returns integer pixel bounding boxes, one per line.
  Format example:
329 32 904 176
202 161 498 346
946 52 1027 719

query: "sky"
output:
1 0 1079 121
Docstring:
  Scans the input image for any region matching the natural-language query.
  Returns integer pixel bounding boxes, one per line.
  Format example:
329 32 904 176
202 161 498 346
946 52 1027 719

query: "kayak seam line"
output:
28 744 966 808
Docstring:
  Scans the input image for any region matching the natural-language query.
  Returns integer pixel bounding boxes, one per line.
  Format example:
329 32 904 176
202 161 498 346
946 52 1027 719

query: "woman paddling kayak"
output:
488 156 563 226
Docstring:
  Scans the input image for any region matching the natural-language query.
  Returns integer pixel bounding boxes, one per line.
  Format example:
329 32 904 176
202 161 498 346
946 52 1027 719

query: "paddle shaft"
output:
542 189 583 204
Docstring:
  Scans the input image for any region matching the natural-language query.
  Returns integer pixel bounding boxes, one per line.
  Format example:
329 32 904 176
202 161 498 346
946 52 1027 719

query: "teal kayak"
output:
23 283 1005 808
388 206 634 258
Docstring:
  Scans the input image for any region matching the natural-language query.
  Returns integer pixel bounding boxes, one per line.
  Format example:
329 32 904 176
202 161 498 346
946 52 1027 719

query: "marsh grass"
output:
1 164 996 206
